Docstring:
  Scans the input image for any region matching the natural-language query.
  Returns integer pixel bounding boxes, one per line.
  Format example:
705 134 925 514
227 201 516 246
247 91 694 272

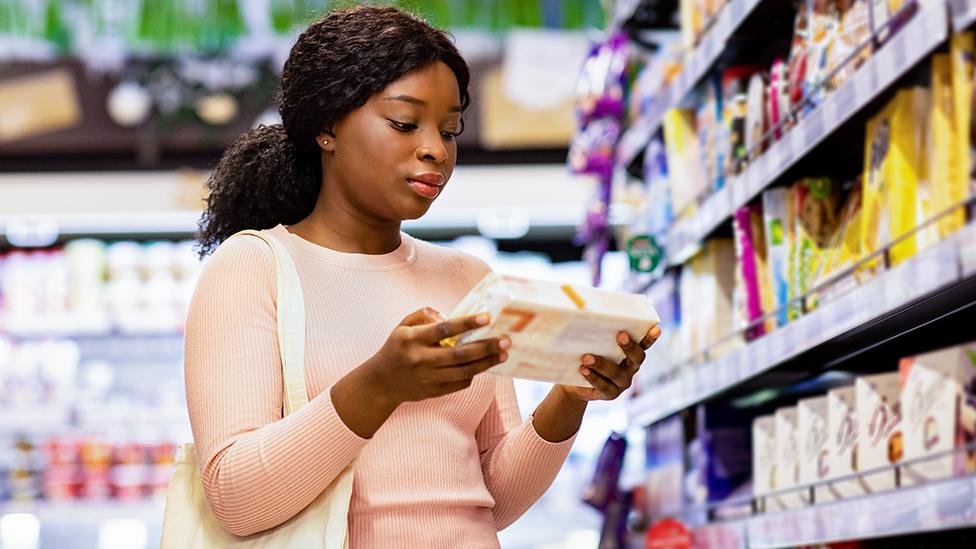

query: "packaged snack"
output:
805 0 841 103
762 188 792 326
444 273 660 386
663 108 705 217
733 205 766 339
824 386 864 500
855 372 903 492
745 73 768 162
697 75 725 191
829 0 873 88
812 182 864 303
768 59 790 139
721 67 760 175
899 342 976 485
773 407 806 509
925 54 955 249
752 415 777 504
862 89 926 268
747 205 776 334
944 32 976 237
795 178 844 311
787 7 811 116
797 396 830 503
687 239 738 355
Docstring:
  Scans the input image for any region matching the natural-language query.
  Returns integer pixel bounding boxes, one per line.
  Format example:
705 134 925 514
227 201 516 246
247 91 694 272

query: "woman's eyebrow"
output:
383 95 462 113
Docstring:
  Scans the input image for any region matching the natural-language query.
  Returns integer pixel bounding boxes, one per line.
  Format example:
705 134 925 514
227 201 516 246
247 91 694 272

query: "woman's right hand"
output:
365 307 510 405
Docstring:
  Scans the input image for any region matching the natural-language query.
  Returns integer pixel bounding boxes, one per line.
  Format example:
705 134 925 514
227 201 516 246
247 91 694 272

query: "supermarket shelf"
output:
653 1 948 266
950 0 976 30
747 473 976 547
616 0 764 167
731 0 947 210
665 184 733 265
628 222 976 427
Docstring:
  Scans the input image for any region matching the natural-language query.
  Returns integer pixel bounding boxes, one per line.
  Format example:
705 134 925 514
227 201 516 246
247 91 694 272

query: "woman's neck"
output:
289 197 402 255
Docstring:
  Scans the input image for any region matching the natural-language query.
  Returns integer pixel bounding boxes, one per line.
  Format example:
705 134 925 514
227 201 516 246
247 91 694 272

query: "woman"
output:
185 5 660 547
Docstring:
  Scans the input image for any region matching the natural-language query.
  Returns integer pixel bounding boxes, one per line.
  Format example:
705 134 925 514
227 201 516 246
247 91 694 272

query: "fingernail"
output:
499 337 511 350
582 354 595 366
499 351 508 362
580 367 591 376
617 332 630 345
476 313 490 325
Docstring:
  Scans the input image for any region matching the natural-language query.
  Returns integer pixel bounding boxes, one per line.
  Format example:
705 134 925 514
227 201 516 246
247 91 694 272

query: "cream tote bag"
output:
161 230 355 549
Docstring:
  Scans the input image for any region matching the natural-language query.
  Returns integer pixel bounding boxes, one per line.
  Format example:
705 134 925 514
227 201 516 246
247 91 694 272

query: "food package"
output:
664 108 706 217
862 89 926 268
762 187 792 327
797 396 830 503
752 415 777 504
855 372 903 492
686 239 738 356
444 273 660 386
745 73 768 162
768 59 791 139
824 386 865 500
697 76 725 191
899 342 976 485
773 407 807 510
943 32 976 237
812 182 864 304
794 178 844 311
829 0 873 88
805 0 841 103
733 205 766 339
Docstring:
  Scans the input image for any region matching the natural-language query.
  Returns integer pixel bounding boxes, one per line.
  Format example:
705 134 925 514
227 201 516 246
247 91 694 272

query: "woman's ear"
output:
316 131 336 152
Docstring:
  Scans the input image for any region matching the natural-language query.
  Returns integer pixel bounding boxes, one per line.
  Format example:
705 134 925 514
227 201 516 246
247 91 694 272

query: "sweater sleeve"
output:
475 377 576 531
184 235 369 537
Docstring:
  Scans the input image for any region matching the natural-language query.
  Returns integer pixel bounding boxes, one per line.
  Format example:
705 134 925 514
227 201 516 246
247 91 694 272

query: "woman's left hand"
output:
557 325 662 402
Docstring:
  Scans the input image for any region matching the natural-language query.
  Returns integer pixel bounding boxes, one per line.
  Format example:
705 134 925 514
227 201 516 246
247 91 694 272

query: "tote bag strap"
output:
235 230 309 415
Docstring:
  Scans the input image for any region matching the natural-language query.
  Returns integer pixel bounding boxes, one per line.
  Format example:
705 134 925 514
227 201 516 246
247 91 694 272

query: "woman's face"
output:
322 61 462 223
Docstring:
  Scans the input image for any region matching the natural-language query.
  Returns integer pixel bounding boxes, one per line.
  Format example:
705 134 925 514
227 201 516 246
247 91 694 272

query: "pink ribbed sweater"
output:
184 225 575 547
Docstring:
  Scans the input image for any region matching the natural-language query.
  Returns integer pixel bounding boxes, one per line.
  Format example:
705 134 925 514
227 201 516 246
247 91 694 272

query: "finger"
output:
436 351 508 383
579 358 620 398
429 336 511 367
401 307 446 327
415 313 491 345
639 325 663 350
583 354 631 391
617 331 645 370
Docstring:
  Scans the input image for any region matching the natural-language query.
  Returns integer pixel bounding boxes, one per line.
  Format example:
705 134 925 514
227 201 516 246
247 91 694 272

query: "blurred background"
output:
3 0 976 548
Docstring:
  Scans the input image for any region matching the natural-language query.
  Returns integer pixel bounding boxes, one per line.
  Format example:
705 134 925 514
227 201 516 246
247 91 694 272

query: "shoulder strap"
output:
235 230 309 416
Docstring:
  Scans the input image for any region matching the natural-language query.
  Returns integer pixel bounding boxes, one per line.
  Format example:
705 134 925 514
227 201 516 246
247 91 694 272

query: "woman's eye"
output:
441 131 459 141
389 120 417 132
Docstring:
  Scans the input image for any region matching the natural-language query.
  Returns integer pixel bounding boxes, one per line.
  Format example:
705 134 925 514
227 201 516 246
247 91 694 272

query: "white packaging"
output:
773 407 806 510
752 415 777 503
447 273 660 386
797 396 829 503
855 372 903 492
823 386 864 500
900 342 976 485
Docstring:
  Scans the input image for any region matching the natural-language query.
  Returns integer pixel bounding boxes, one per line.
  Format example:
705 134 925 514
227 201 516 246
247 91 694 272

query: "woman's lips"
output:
407 175 443 198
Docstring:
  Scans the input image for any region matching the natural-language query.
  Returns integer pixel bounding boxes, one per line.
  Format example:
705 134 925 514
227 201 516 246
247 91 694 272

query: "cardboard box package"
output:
823 386 864 501
773 407 806 510
752 415 777 506
900 342 976 485
855 372 903 492
445 273 660 386
797 396 830 503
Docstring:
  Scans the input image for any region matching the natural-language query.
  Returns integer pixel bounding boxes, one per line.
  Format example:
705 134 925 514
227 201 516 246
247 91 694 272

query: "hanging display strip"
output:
950 0 976 30
733 1 948 209
615 0 764 167
665 184 733 265
628 223 976 427
746 473 976 548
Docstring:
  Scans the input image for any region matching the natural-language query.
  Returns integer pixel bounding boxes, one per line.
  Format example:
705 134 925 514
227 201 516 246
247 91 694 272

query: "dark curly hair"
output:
196 5 471 256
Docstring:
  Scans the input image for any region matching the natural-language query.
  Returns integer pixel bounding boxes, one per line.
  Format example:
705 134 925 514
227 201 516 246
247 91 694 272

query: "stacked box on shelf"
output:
823 386 864 501
855 372 903 492
900 341 976 485
773 406 806 510
797 396 830 503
